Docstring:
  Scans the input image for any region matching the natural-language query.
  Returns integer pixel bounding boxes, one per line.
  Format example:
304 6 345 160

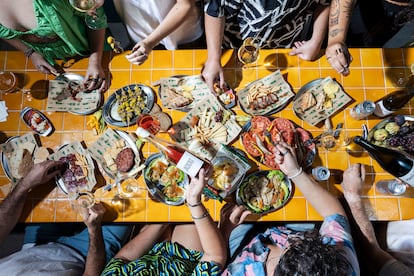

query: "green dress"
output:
0 0 107 64
101 241 222 275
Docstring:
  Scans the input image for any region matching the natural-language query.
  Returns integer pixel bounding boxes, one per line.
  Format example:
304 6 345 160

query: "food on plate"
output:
211 159 239 191
103 139 136 173
33 147 49 164
59 153 89 192
152 111 172 132
296 91 316 114
22 108 52 135
369 115 414 154
241 116 314 169
246 81 281 109
115 148 136 172
163 87 194 108
239 170 290 213
116 85 147 123
145 157 186 202
52 80 84 102
320 79 339 109
87 109 106 135
6 141 36 179
188 107 230 146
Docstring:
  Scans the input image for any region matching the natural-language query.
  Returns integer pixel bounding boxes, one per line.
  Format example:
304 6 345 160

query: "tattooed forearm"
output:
329 28 344 38
342 0 356 19
329 0 340 26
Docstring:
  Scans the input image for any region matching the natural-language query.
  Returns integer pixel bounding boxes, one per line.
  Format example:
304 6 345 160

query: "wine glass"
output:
69 0 106 30
237 38 260 67
70 191 96 212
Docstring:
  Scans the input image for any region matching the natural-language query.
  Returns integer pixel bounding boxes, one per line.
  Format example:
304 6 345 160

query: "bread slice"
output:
34 147 49 164
10 148 33 179
298 91 316 113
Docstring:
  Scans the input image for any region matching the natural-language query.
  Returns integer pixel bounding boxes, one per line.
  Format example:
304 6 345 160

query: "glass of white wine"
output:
69 0 106 30
237 38 260 67
376 179 407 196
70 191 96 212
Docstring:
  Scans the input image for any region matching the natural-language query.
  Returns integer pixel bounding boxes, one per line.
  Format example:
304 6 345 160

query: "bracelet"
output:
187 201 202 207
191 210 209 220
24 48 35 58
288 167 303 179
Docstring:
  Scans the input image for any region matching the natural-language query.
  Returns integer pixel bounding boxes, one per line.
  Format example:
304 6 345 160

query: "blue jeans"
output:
24 223 131 263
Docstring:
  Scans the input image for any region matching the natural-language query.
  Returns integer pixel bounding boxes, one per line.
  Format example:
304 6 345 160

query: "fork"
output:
293 129 307 164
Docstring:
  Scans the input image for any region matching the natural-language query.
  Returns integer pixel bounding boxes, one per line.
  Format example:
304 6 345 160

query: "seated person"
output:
0 160 131 275
219 143 359 275
202 0 355 91
0 0 108 92
101 168 227 275
113 0 204 65
342 164 413 275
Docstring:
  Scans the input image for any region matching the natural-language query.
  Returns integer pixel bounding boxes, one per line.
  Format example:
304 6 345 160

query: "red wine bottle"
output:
136 127 211 177
373 88 414 117
353 136 414 186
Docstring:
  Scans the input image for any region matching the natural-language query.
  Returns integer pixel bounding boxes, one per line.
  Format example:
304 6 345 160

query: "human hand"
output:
186 169 206 206
84 62 108 93
80 203 106 231
126 41 152 65
325 42 353 76
288 40 320 61
201 59 224 92
342 164 365 201
274 142 301 178
19 160 66 192
219 203 251 232
30 52 58 75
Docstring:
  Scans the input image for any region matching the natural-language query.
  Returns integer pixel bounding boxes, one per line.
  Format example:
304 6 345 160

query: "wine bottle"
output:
373 88 414 117
353 136 414 186
136 127 211 177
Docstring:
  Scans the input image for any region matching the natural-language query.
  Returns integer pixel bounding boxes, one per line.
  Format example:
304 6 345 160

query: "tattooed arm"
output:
326 0 356 76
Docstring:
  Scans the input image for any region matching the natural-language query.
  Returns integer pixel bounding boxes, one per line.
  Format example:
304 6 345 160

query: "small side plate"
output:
20 107 54 136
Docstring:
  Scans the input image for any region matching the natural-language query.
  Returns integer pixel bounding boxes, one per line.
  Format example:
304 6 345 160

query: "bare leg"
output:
171 224 203 252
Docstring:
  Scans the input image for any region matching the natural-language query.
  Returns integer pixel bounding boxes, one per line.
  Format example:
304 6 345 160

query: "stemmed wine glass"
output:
237 37 260 67
69 0 106 30
376 179 408 196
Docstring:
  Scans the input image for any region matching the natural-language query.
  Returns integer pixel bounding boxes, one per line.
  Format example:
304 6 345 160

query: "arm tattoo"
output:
329 28 344 38
329 0 340 26
342 0 355 19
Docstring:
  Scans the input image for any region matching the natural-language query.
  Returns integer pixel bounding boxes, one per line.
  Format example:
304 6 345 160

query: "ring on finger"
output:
335 48 343 55
281 151 289 156
326 56 332 61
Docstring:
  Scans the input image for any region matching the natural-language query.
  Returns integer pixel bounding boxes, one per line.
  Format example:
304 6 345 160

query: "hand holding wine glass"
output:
69 0 106 30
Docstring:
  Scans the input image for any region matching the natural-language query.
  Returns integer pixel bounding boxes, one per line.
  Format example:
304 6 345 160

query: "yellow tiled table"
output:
1 48 414 223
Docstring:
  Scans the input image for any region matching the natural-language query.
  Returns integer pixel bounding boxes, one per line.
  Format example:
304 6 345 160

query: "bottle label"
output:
374 101 394 117
399 166 414 186
176 151 204 178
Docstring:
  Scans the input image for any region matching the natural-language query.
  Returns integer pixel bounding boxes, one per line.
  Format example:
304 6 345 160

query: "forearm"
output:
115 224 169 262
144 0 193 48
291 170 346 217
310 5 329 44
83 227 105 276
189 204 226 267
204 14 224 62
1 39 34 55
327 0 356 45
86 28 105 66
345 197 378 245
0 182 29 244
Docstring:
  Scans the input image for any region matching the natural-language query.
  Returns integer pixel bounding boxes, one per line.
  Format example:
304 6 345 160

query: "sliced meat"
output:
115 147 135 172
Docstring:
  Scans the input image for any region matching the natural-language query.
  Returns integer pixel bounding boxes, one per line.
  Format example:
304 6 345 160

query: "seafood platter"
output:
241 116 316 169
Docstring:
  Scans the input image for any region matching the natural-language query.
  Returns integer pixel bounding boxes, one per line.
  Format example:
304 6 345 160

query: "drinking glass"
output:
237 38 260 66
0 71 17 94
69 0 107 30
117 177 144 199
136 114 160 135
70 191 96 211
376 179 407 196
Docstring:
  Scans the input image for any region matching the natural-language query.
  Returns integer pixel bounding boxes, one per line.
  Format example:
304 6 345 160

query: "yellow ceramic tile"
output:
307 204 323 221
122 198 147 222
5 51 27 70
298 68 321 85
109 53 132 69
61 131 84 145
399 198 414 220
284 68 300 89
63 113 85 130
375 197 400 220
147 200 170 221
360 48 383 67
0 112 21 131
194 49 209 69
110 70 132 88
348 48 362 67
131 70 152 87
152 51 173 69
31 199 56 222
362 69 385 87
284 198 307 220
170 205 191 221
342 69 364 87
383 48 404 66
3 92 23 110
173 50 195 68
55 199 78 222
262 207 286 221
402 48 414 65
